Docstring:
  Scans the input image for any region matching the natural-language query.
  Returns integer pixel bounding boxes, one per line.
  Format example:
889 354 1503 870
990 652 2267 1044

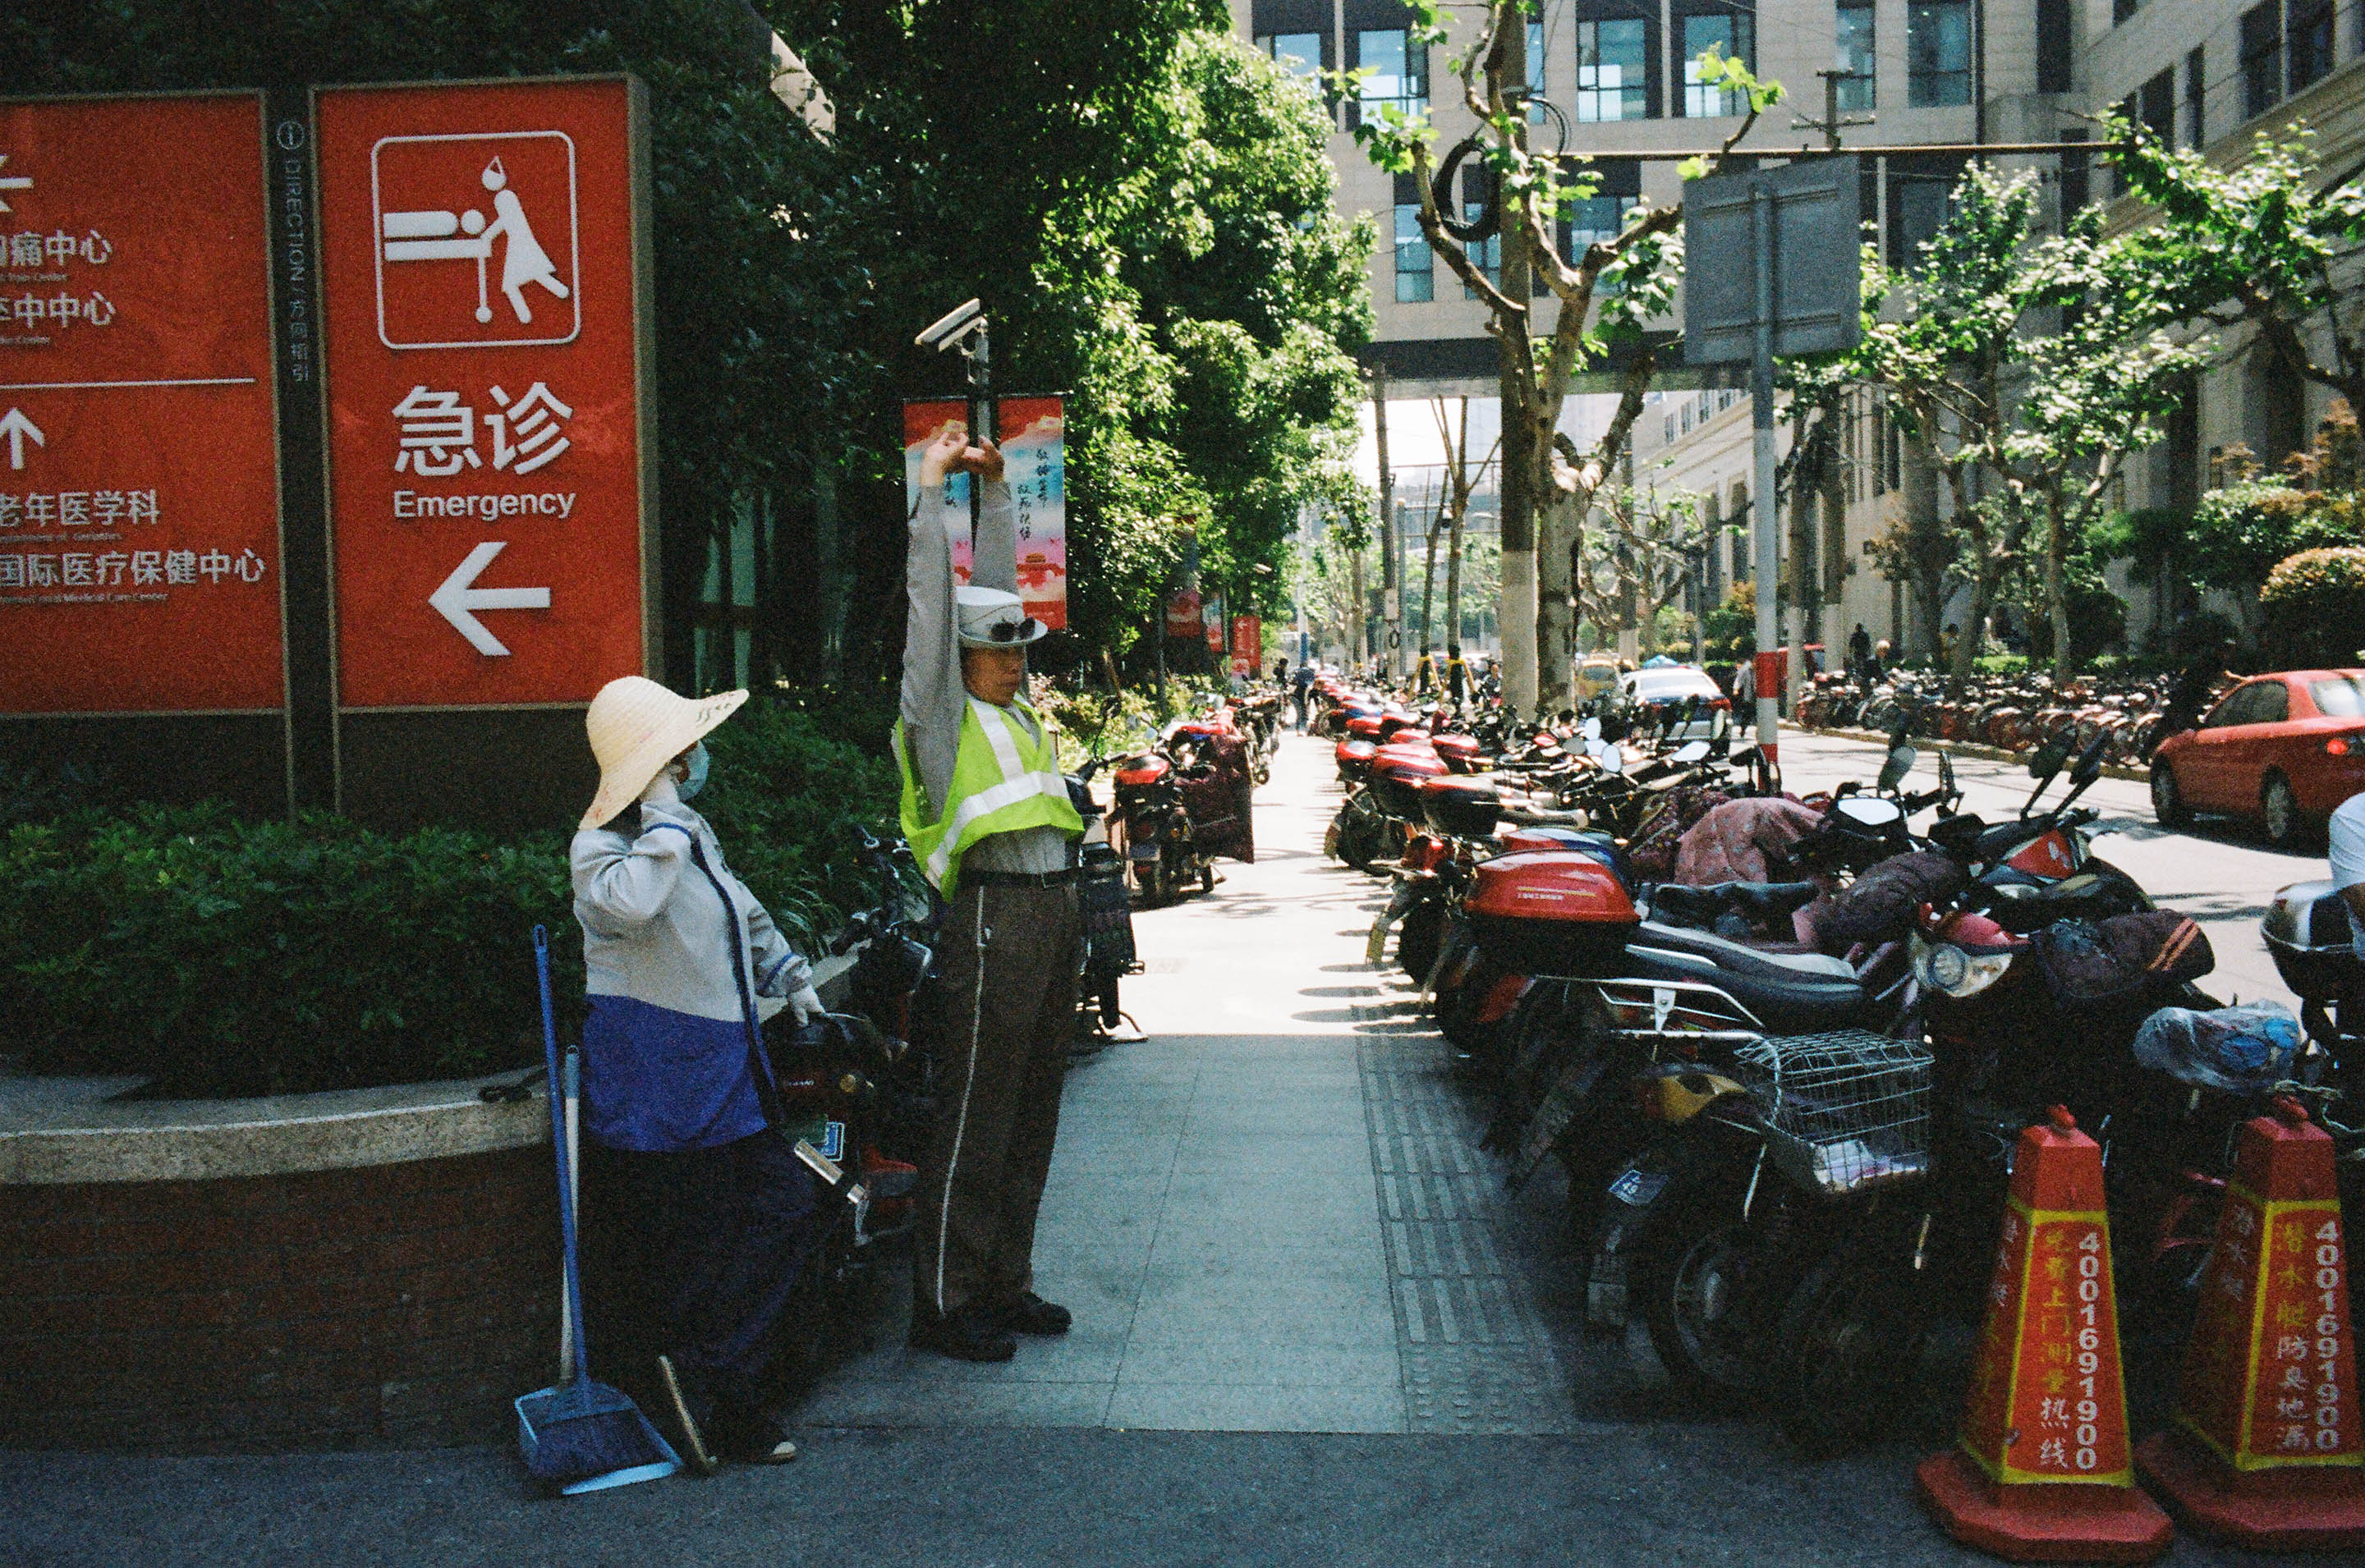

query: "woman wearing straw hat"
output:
571 675 824 1472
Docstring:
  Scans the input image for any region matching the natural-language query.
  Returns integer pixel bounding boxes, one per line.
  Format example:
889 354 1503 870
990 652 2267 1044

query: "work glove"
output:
787 984 825 1027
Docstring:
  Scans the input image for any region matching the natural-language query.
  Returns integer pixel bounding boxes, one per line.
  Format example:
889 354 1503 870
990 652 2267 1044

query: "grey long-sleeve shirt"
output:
901 475 1069 879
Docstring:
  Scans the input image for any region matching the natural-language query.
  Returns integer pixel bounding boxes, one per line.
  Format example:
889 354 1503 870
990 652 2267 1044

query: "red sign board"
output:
1958 1198 2136 1485
316 78 650 709
0 94 284 715
1164 588 1201 640
1230 614 1261 669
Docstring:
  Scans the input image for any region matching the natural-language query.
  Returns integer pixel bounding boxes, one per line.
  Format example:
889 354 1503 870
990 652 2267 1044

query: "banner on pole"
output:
1000 394 1065 630
1164 587 1200 639
902 398 971 584
1230 614 1261 672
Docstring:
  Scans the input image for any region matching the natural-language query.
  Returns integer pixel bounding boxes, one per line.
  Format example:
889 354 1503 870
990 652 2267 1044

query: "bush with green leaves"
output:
0 701 895 1098
2260 548 2365 668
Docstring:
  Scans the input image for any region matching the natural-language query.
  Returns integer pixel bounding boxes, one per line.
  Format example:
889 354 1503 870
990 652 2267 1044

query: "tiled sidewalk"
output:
799 733 1580 1433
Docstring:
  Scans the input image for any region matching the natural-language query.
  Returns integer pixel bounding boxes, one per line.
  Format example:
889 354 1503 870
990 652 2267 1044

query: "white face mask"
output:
677 741 710 801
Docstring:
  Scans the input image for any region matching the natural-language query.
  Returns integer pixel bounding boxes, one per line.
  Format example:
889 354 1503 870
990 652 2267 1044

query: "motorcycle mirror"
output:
1674 740 1711 763
1596 743 1626 774
2071 731 2110 784
1877 743 1918 794
1939 750 1957 792
1711 705 1731 739
2028 736 2069 783
1580 718 1604 743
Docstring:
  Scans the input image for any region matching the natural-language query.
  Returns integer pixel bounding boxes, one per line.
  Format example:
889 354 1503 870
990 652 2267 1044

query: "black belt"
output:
966 867 1080 888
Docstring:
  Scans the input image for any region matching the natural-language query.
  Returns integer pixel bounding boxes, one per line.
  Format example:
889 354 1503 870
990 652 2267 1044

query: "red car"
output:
2150 668 2365 846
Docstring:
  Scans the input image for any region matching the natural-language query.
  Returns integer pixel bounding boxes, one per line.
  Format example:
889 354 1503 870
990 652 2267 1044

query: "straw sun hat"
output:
581 676 747 831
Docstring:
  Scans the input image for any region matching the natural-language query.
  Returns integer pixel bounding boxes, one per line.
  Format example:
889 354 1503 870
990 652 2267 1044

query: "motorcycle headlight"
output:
1913 939 2013 999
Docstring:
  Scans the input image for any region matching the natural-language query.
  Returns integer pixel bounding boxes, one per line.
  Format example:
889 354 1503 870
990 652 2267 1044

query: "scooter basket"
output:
1078 846 1137 976
1728 1029 1933 1195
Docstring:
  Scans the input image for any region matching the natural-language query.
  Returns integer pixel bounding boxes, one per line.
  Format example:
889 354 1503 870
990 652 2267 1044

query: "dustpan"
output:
517 925 682 1493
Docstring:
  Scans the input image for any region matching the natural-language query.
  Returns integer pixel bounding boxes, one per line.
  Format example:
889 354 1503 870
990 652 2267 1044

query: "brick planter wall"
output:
0 1147 556 1451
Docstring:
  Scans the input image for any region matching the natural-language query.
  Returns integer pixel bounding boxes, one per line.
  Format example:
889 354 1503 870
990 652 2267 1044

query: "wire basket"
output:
1729 1029 1934 1195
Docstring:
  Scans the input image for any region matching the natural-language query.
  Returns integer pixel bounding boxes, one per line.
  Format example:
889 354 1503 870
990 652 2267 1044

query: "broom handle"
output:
559 1069 580 1381
535 926 593 1391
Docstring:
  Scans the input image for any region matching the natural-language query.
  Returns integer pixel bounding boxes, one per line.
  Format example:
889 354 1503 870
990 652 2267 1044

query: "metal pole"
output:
1374 361 1398 679
1750 177 1781 783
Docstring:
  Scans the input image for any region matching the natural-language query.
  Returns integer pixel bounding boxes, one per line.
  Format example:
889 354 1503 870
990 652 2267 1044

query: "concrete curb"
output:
0 951 858 1185
1793 722 2153 785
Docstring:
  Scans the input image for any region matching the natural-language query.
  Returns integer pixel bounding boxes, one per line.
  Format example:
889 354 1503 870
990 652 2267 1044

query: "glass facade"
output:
1679 11 1754 117
1358 30 1428 119
1395 203 1434 302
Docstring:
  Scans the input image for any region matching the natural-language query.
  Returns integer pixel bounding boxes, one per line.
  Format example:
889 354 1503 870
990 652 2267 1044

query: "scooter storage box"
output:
1335 739 1377 779
1347 715 1385 739
2263 878 2362 1002
1432 733 1482 768
1114 754 1169 788
1466 850 1639 974
1421 777 1500 839
1371 747 1446 818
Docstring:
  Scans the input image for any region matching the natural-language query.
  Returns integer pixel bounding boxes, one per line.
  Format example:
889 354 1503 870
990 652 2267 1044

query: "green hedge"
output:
1 700 895 1098
2261 548 2365 668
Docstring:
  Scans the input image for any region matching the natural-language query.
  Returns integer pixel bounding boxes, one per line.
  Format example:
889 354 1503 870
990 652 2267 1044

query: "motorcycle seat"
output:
1624 922 1873 1031
1649 880 1820 928
1500 804 1587 826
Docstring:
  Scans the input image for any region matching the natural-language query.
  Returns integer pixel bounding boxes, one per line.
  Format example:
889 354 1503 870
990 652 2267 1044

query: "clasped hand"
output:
917 426 1005 488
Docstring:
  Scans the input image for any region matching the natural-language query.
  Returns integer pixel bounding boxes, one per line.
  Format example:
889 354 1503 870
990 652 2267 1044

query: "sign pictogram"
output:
0 93 285 717
317 78 651 711
373 131 578 348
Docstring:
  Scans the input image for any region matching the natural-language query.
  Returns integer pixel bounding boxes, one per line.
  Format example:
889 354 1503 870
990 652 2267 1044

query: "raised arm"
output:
901 428 969 819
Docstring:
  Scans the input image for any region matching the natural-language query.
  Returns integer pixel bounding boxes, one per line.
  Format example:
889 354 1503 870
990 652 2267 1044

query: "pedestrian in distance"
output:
570 675 825 1473
899 426 1086 1364
1847 621 1871 679
1291 660 1316 731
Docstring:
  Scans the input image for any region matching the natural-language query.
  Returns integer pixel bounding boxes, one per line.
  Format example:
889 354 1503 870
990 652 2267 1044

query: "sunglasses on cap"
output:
984 616 1042 643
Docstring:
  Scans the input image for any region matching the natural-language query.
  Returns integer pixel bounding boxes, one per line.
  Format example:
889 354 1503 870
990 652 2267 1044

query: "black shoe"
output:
909 1305 1017 1363
711 1402 798 1465
656 1354 719 1476
997 1292 1072 1336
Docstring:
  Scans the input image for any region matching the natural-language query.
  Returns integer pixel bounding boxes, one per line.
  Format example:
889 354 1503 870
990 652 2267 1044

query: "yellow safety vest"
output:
895 696 1083 895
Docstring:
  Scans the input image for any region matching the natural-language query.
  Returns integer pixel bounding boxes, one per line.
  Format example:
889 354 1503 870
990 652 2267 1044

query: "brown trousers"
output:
915 879 1080 1319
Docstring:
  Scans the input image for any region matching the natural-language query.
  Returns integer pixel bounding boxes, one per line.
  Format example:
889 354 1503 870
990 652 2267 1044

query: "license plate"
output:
1609 1167 1669 1207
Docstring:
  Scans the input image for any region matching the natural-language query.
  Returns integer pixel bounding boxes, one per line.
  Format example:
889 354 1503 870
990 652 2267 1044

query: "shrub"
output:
0 699 896 1098
2260 548 2365 667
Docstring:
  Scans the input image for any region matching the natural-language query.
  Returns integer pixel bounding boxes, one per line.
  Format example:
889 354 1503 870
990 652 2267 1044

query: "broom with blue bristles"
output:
515 925 680 1492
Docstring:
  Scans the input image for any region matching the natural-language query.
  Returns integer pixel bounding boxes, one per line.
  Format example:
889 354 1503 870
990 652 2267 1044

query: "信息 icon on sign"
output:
371 131 578 350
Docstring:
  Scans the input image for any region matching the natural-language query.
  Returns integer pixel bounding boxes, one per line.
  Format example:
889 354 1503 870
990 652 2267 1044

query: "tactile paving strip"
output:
1355 1017 1581 1434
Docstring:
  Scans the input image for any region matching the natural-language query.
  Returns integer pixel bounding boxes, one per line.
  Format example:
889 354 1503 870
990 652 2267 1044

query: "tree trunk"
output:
2046 491 2073 685
1821 430 1850 664
1447 504 1465 663
1901 430 1948 660
1788 431 1818 716
1536 480 1577 716
1419 516 1443 656
1348 538 1366 672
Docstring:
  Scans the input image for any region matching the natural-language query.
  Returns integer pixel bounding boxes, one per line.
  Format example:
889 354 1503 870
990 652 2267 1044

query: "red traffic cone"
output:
1917 1107 2173 1562
2136 1096 2365 1550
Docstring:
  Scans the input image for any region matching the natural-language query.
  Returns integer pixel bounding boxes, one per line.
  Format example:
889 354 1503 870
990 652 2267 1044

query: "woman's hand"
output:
917 425 968 488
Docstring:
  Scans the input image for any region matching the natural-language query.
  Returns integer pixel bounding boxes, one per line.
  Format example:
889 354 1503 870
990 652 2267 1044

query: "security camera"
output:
916 298 985 351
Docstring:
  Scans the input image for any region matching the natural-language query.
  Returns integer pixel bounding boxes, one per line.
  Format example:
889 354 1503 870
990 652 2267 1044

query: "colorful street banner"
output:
902 398 971 584
1000 394 1066 631
1231 614 1261 673
1164 587 1201 639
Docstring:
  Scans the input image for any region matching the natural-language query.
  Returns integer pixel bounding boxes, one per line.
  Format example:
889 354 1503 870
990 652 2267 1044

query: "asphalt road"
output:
1773 725 2322 1010
0 732 2321 1568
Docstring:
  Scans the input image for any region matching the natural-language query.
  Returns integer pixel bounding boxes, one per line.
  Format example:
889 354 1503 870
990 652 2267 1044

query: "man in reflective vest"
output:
897 425 1085 1363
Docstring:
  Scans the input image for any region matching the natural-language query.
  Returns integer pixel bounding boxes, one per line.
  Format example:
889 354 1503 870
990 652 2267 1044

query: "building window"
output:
1394 201 1433 303
2113 0 2138 26
1577 16 1653 121
2059 127 2090 218
2243 1 2283 121
2141 68 2174 145
1665 412 1677 444
1836 2 1877 109
1462 166 1500 298
1888 154 1968 263
1907 0 1972 106
1528 20 1547 122
1566 158 1642 250
2036 0 2074 92
2184 47 2206 145
2289 0 2335 92
1357 30 1427 122
1677 7 1754 117
1256 31 1325 88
